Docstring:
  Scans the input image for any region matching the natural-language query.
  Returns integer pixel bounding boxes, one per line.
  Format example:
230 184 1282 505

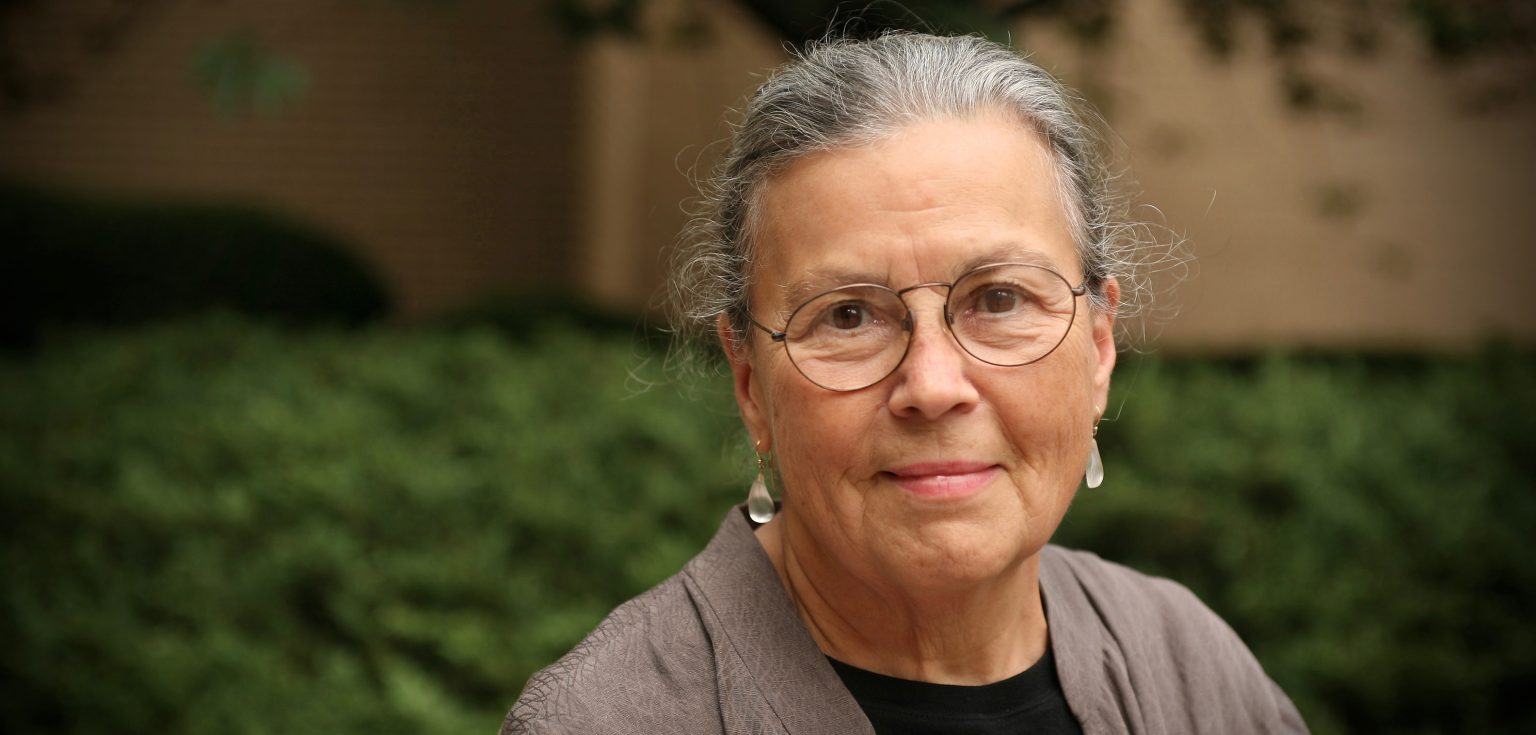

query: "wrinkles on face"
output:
736 113 1109 617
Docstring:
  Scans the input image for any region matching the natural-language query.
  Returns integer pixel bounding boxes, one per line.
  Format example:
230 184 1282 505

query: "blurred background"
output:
2 0 1533 733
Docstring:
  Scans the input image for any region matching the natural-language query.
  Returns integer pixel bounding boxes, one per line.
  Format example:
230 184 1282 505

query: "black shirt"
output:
827 649 1084 735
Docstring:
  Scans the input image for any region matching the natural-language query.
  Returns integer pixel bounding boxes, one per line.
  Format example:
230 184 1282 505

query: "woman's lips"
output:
882 462 1000 499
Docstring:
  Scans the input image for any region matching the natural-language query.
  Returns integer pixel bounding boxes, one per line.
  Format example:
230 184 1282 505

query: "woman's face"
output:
726 114 1118 596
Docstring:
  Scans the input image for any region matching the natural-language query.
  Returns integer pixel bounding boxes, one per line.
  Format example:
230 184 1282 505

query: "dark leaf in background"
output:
189 31 310 117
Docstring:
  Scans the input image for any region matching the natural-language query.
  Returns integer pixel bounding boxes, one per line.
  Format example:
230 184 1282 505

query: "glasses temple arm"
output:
745 315 788 342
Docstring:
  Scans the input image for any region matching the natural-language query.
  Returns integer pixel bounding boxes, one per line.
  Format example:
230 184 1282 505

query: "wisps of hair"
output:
664 32 1189 379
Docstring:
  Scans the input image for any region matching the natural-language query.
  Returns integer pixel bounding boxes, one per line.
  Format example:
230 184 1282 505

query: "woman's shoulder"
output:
1041 545 1225 631
1040 545 1308 734
500 573 722 735
1041 543 1254 659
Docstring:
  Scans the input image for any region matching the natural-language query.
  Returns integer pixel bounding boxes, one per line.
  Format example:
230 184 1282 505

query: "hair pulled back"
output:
669 32 1159 361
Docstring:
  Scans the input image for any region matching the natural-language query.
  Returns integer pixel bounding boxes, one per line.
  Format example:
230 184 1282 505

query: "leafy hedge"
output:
1 317 1530 734
1055 350 1536 734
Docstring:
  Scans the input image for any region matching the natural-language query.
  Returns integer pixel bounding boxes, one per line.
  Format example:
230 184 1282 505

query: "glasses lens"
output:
947 264 1076 366
783 285 909 390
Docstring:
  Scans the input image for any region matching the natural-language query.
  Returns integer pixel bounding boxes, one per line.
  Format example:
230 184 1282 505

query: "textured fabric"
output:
501 507 1309 735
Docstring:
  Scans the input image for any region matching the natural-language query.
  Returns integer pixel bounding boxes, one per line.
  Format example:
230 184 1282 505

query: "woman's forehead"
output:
749 117 1078 304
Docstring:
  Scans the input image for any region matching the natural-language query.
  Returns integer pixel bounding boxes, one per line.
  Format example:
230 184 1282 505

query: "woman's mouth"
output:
882 462 1000 499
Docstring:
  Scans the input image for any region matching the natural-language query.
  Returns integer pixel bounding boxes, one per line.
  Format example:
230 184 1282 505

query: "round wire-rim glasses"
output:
745 262 1089 392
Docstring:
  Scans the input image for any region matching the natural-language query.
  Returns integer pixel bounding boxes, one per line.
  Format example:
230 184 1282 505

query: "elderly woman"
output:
504 33 1305 734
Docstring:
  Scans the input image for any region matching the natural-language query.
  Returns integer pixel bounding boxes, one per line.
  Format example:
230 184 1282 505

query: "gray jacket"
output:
503 507 1307 734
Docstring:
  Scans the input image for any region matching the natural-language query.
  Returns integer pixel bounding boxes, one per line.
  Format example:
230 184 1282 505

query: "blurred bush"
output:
1055 350 1536 734
1 316 1531 734
0 184 390 350
0 316 742 734
432 290 653 346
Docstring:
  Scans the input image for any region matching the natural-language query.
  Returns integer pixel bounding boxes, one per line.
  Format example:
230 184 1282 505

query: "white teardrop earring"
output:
747 441 776 523
1085 410 1104 489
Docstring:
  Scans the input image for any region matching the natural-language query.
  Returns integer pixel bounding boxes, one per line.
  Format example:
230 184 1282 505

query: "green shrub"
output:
1054 350 1536 734
1 318 1530 734
1 184 390 350
0 317 743 734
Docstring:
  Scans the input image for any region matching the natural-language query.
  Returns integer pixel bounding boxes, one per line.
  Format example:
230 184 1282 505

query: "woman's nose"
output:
887 296 981 420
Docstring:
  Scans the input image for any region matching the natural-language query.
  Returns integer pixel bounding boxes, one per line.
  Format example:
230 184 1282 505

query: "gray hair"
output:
669 32 1163 360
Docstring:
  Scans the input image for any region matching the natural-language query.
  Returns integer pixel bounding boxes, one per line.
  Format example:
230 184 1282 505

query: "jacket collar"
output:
683 506 875 734
684 507 1111 734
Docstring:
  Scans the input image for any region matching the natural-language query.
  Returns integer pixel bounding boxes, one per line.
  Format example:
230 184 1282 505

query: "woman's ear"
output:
718 314 772 452
1091 278 1120 412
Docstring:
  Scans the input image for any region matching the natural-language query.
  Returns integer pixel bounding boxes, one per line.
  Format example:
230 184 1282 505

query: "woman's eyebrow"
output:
777 268 887 310
957 246 1058 274
772 246 1061 312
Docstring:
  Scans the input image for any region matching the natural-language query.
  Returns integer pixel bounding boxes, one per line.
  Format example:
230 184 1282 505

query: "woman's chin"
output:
868 512 1042 593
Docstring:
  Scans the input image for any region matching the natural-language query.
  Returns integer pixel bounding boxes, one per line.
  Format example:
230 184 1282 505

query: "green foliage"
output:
431 290 655 345
190 32 310 117
1055 350 1536 734
0 184 391 350
2 317 1531 733
0 316 743 734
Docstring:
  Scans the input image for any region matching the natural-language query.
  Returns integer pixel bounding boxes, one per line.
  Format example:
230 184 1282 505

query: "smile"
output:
882 462 1000 499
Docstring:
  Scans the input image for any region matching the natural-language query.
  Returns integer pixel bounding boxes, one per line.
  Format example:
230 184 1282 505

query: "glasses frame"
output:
745 262 1090 392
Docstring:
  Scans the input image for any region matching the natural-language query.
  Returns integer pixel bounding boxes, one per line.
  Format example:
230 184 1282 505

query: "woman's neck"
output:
753 516 1049 685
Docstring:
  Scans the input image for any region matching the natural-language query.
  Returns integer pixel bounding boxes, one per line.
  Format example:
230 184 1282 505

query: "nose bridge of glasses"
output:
893 281 956 329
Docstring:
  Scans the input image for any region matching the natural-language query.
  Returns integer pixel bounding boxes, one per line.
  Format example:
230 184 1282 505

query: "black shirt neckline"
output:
826 648 1064 718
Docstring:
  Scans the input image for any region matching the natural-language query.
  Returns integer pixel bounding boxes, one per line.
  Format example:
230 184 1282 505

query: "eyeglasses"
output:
746 263 1088 392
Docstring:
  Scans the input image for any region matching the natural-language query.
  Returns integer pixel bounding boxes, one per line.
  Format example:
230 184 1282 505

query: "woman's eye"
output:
980 287 1021 314
828 303 867 329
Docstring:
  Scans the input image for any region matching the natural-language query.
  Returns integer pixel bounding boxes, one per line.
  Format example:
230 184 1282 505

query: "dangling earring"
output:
1085 409 1105 489
747 440 776 523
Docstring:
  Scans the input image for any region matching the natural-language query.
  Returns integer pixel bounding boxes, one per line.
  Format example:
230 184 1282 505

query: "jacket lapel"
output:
683 507 876 735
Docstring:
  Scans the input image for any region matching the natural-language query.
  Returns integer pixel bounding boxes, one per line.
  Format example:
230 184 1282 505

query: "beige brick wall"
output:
1 0 580 318
576 0 1536 350
5 0 1533 348
575 0 786 312
1019 0 1536 350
